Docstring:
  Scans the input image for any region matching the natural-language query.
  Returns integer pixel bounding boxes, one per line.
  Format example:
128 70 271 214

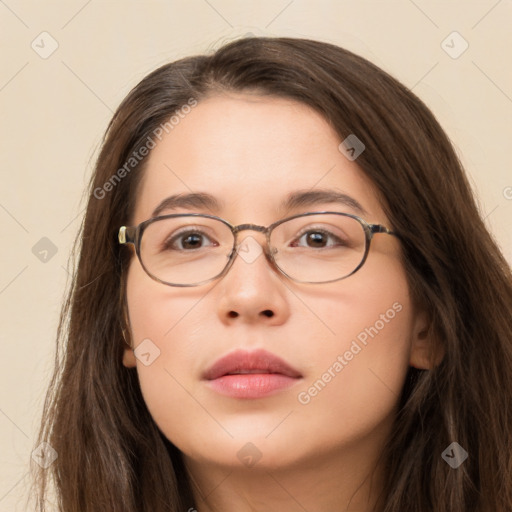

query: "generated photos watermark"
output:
237 441 263 468
297 301 403 405
94 97 198 200
134 338 161 366
441 441 468 468
338 134 365 161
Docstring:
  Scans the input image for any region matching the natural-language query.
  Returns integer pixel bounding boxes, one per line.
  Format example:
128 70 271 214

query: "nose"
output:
215 229 290 325
235 230 273 267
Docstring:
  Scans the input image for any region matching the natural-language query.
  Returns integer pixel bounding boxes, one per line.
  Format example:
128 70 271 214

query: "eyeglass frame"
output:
118 211 398 287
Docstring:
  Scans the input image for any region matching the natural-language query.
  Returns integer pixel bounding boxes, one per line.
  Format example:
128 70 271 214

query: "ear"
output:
122 331 137 368
409 308 444 370
120 291 137 368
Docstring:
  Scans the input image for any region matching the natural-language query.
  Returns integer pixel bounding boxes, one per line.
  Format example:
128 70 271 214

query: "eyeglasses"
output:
118 211 398 287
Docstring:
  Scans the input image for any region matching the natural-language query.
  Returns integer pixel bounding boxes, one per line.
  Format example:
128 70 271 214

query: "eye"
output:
163 229 218 251
291 228 347 249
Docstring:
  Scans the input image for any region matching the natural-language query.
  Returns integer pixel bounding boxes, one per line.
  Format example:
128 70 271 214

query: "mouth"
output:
202 348 303 399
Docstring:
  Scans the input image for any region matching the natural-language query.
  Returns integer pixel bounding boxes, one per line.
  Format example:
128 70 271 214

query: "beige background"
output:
0 1 511 509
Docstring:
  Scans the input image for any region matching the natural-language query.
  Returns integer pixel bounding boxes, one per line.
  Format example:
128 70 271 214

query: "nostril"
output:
226 310 274 318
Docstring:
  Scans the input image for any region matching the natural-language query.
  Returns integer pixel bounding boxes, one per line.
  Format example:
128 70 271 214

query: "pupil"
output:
182 233 202 249
308 232 325 247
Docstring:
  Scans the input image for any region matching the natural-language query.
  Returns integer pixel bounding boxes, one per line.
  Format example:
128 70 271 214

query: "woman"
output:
32 36 512 511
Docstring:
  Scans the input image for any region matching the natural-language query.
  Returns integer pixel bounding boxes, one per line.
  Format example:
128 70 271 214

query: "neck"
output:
182 428 389 512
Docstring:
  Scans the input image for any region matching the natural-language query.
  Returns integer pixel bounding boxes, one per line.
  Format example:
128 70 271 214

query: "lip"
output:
202 348 303 399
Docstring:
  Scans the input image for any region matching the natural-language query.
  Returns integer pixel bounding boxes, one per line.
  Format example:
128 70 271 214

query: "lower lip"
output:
205 374 301 398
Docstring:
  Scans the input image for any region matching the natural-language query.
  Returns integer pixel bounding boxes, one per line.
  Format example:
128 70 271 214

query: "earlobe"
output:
122 327 137 367
409 310 445 370
120 288 137 368
123 343 137 368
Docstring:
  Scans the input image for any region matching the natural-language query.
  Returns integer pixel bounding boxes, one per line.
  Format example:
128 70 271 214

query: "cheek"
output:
293 264 414 443
126 257 208 348
125 263 202 429
298 300 412 411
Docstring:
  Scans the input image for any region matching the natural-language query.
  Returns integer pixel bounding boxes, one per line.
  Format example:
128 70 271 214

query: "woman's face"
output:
123 92 431 472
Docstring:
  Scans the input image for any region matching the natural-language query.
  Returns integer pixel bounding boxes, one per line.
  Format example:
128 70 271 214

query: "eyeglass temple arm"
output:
118 226 137 245
370 224 397 236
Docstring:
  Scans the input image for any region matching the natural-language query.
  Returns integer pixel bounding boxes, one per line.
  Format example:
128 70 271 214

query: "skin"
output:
122 92 435 512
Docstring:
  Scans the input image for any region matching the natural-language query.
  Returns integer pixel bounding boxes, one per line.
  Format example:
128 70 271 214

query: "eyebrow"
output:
150 188 368 219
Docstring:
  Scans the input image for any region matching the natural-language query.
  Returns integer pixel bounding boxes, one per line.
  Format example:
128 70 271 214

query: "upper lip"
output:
202 349 303 380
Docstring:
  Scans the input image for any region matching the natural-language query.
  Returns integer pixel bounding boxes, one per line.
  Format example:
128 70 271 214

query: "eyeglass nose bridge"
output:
232 223 268 235
228 222 280 269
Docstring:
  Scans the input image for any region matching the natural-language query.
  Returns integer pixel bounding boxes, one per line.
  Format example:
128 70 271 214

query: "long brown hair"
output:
31 36 512 511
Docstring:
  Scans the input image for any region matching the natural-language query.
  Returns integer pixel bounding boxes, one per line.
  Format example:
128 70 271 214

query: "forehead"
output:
132 93 386 225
